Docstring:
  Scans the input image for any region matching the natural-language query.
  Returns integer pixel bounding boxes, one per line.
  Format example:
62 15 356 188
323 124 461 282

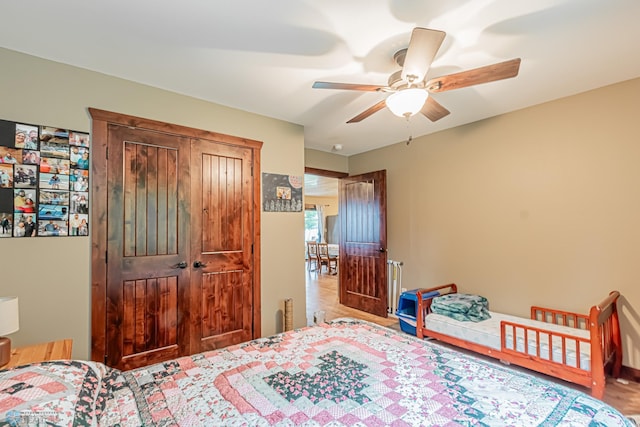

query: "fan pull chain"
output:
405 117 413 145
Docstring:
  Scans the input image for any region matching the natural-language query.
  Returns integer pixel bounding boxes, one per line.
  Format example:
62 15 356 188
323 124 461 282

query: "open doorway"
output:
303 170 342 324
303 172 339 268
303 173 340 275
303 169 396 328
303 190 396 329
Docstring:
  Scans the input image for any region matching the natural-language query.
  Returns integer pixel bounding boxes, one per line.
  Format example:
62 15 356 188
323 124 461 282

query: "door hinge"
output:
104 355 108 364
105 251 108 264
105 147 108 159
251 244 254 254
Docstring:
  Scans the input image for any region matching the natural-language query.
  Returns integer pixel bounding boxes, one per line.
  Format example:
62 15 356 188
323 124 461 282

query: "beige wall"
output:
0 48 306 359
305 148 348 173
5 45 639 370
349 77 640 369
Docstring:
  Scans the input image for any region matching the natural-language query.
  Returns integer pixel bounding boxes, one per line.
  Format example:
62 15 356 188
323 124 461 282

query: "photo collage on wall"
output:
0 119 89 238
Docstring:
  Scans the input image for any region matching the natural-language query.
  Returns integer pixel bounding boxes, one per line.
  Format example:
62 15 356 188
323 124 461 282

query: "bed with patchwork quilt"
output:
0 319 632 426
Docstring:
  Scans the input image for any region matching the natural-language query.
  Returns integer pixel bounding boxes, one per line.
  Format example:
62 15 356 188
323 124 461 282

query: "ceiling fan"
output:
312 27 521 124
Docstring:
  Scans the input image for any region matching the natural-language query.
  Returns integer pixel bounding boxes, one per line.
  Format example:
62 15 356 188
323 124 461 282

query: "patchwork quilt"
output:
0 319 632 426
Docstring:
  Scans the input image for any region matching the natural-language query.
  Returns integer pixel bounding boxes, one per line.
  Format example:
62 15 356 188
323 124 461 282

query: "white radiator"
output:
387 260 403 316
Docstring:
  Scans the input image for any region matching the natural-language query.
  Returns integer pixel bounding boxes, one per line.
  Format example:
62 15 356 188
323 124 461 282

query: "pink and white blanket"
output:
1 319 632 426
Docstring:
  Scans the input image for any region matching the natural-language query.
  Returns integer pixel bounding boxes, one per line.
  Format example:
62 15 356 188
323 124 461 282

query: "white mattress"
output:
425 311 592 370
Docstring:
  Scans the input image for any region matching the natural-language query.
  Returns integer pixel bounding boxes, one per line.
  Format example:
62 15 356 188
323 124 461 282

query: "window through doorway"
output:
305 207 320 242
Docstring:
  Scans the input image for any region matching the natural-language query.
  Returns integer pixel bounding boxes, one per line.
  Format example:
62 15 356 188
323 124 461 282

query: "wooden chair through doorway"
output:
306 241 320 272
317 242 338 274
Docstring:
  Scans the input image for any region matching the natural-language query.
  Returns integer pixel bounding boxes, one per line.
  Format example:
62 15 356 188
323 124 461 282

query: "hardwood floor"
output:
305 268 397 328
305 270 640 417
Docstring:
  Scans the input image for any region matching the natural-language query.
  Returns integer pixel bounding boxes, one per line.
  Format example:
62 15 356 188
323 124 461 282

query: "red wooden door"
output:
339 170 388 317
190 139 255 352
105 125 191 369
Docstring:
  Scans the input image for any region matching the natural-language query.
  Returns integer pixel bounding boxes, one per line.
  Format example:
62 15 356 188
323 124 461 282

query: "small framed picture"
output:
40 142 70 160
40 190 69 206
70 192 88 214
14 213 37 237
39 172 69 190
14 164 38 188
70 146 89 168
0 212 12 238
40 126 69 144
38 203 68 221
40 157 70 175
70 170 89 192
22 150 41 165
15 124 38 150
14 188 37 214
0 146 21 165
276 186 292 200
0 164 14 188
69 131 90 148
68 213 88 236
38 219 68 236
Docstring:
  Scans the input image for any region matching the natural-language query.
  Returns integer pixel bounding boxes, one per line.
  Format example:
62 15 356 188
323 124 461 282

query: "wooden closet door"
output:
190 139 254 352
105 124 191 370
91 108 262 371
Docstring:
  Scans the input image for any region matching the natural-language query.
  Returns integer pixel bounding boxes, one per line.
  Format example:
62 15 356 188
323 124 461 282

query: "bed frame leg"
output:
591 381 605 400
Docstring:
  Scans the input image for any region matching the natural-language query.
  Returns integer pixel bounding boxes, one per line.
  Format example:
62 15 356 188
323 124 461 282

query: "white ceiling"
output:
304 174 339 198
1 1 640 156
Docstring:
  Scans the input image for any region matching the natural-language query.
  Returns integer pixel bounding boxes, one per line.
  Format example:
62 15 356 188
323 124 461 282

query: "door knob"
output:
379 247 386 252
173 261 188 269
193 260 207 268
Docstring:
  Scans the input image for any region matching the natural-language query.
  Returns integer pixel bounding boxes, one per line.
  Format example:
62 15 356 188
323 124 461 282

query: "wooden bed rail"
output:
530 306 589 330
414 285 623 399
592 291 621 326
416 283 456 337
590 291 623 384
500 321 590 372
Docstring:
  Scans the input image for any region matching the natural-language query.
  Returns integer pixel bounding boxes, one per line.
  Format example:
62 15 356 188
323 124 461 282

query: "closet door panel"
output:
105 125 191 370
190 140 254 352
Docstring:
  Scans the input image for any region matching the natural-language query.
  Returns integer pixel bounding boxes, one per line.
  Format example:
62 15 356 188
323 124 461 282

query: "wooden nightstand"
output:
1 339 73 369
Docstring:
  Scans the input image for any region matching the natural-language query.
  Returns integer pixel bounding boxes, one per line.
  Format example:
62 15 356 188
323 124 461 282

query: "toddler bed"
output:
415 283 623 399
0 318 631 426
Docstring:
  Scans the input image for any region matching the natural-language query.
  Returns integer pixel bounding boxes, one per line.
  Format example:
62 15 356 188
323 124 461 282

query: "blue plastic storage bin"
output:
395 289 440 335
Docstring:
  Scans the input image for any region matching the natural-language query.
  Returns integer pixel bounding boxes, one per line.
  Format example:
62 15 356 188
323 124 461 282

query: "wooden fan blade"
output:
312 81 387 92
426 58 521 93
421 96 450 122
401 28 446 84
347 99 388 123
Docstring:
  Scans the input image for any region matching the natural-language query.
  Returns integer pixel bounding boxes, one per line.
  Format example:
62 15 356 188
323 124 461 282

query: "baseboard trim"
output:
621 365 640 382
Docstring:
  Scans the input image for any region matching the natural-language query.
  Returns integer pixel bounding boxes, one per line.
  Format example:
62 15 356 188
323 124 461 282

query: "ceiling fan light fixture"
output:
385 88 428 118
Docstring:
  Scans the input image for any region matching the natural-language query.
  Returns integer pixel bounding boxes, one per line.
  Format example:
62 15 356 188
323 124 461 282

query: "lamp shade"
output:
385 88 428 118
0 297 19 336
